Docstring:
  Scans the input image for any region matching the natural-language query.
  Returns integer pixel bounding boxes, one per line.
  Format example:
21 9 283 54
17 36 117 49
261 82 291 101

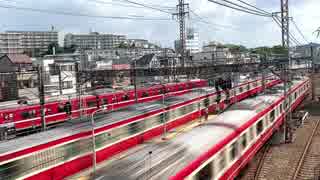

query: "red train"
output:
0 76 282 180
0 79 207 131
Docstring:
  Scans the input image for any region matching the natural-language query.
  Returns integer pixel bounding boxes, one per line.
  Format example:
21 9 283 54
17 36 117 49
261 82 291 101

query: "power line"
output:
88 0 175 11
114 0 173 14
272 16 302 46
234 0 272 16
219 0 271 16
0 4 172 21
207 0 271 17
273 16 302 46
291 18 309 44
189 9 238 30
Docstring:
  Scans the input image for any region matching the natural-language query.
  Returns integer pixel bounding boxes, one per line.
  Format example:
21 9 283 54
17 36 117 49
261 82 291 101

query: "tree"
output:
224 44 248 53
271 45 288 55
63 44 77 53
44 42 63 55
118 42 128 48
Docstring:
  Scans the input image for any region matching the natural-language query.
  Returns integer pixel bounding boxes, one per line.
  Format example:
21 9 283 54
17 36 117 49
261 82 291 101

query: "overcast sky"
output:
1 0 319 48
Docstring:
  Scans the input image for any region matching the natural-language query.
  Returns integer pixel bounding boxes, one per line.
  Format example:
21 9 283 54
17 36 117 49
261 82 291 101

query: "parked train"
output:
69 77 310 180
0 76 282 180
0 79 207 131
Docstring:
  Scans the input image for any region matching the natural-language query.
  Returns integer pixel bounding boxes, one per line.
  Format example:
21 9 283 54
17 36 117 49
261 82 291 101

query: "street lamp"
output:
91 108 106 178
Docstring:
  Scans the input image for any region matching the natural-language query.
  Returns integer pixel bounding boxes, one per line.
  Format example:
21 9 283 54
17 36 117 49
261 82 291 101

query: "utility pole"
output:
173 0 189 68
57 64 63 95
310 45 316 100
133 60 138 103
261 53 267 92
37 65 46 131
280 0 292 143
75 62 82 120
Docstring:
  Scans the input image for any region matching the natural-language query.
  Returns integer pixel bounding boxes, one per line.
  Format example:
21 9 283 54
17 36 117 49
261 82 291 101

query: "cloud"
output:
0 0 318 48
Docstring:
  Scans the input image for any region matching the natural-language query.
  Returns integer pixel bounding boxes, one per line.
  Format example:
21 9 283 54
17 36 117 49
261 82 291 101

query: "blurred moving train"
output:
0 76 282 180
0 79 207 131
69 77 309 180
171 76 310 180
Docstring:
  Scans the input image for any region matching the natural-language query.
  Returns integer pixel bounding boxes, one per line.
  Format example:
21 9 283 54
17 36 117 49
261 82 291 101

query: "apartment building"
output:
0 31 58 56
64 32 126 50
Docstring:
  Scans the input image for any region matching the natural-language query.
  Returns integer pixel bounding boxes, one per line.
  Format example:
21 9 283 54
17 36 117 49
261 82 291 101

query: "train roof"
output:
90 78 308 180
0 87 212 156
0 76 281 157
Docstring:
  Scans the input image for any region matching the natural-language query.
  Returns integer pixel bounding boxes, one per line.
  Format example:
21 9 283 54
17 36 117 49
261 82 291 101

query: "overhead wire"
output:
207 0 271 17
114 0 174 14
189 9 238 30
272 15 302 46
88 0 176 11
219 0 271 16
0 4 173 21
234 0 272 15
291 18 309 44
206 0 303 46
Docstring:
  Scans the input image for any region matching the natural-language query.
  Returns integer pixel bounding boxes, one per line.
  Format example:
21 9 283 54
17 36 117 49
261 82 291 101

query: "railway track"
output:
292 117 320 180
254 143 271 180
236 143 271 180
239 117 319 180
256 118 319 180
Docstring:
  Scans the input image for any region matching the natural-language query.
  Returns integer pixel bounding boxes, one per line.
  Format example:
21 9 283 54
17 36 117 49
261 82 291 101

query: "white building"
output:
0 30 58 56
186 28 200 54
64 32 126 49
193 42 233 64
174 28 200 54
41 54 90 96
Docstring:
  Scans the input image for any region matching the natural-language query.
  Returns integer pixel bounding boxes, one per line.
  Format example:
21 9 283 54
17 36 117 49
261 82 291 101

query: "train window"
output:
58 104 64 112
280 103 283 113
285 99 289 109
256 120 264 135
249 127 255 140
294 92 297 100
101 98 108 105
122 94 130 101
239 87 243 93
87 101 97 108
21 111 30 119
230 142 238 160
142 92 149 97
270 110 275 122
217 150 226 172
128 121 141 134
241 134 247 150
247 84 250 90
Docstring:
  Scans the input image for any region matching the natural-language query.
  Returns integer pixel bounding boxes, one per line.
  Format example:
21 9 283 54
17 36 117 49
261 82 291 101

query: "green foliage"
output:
118 42 129 48
250 45 288 56
44 43 77 56
224 44 248 52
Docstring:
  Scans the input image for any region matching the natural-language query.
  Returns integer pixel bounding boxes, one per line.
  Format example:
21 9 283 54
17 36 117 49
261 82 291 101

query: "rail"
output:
254 143 271 180
292 119 320 180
